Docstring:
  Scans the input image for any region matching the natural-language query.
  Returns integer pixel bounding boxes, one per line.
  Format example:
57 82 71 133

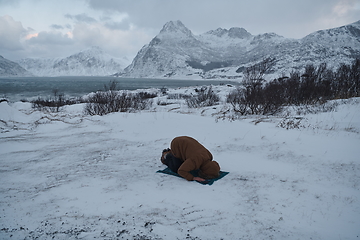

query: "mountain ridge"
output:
6 20 360 78
0 55 33 77
119 20 360 79
16 46 130 77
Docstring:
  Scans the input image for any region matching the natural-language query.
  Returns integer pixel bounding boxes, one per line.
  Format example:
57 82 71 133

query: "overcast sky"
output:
1 0 359 61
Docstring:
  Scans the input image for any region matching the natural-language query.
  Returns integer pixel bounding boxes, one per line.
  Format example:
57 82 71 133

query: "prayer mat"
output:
157 167 229 185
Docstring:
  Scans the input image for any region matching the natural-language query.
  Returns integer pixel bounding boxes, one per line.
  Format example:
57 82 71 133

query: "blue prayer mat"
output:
157 167 229 185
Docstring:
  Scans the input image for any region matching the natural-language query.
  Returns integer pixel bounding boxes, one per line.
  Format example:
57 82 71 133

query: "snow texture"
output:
0 85 360 239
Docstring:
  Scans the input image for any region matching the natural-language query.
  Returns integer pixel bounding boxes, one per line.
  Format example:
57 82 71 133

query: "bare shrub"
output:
160 87 168 95
84 80 153 116
227 57 281 115
226 87 248 115
227 58 360 116
277 117 306 129
84 91 153 116
186 86 220 108
31 90 82 113
137 91 157 99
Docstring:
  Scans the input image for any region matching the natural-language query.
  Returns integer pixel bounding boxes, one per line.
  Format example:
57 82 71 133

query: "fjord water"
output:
0 76 238 102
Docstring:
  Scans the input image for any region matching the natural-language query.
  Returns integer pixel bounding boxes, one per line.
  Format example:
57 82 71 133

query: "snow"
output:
1 86 360 239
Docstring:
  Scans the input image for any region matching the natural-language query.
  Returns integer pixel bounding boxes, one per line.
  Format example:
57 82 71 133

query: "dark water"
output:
0 76 239 102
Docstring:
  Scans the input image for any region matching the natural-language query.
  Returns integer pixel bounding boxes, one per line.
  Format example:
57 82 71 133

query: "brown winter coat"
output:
170 136 220 181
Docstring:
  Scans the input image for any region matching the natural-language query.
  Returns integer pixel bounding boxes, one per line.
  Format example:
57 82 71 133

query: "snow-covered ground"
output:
1 85 359 239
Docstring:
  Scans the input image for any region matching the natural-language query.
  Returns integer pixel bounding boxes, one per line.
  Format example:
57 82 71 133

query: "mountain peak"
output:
205 27 252 39
206 28 228 37
159 20 193 36
228 27 252 38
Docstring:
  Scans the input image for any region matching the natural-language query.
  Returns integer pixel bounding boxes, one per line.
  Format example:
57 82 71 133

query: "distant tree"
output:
243 57 276 86
284 70 301 105
242 57 277 114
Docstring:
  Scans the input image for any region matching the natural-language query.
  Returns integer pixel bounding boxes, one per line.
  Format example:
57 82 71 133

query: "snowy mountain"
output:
17 46 129 77
268 20 360 73
119 20 360 79
121 20 219 78
0 55 33 77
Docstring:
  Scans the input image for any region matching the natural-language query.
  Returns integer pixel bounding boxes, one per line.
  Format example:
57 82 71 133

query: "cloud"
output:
103 20 130 30
332 0 359 16
65 13 97 23
71 21 152 58
0 15 26 51
0 15 74 59
15 27 77 59
1 8 150 60
24 32 38 40
311 0 360 31
0 0 20 7
17 30 79 59
25 31 73 45
85 0 360 38
332 0 360 22
100 12 131 30
50 24 64 30
2 0 359 61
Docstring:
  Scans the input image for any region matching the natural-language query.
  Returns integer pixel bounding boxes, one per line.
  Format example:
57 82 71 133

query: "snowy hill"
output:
119 20 360 79
17 46 129 77
0 55 33 77
0 86 359 239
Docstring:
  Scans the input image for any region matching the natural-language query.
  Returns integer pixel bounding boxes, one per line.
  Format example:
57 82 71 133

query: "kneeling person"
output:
161 148 183 173
161 136 220 182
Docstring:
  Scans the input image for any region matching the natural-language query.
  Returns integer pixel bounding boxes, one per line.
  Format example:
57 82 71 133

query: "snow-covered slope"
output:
120 20 360 79
274 20 360 71
17 46 129 77
0 87 359 239
0 55 33 77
